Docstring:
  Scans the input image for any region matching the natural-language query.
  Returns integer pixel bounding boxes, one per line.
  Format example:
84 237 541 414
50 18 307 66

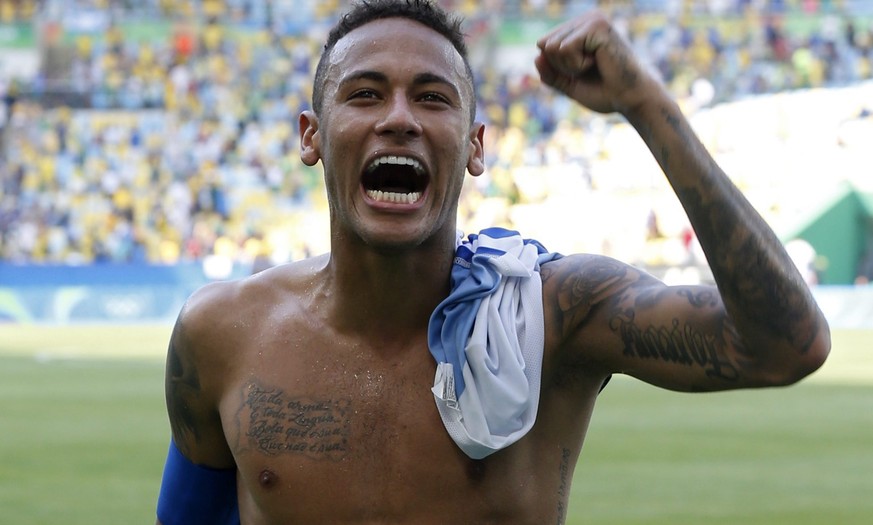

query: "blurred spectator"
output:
786 238 820 286
1 0 871 269
856 247 873 285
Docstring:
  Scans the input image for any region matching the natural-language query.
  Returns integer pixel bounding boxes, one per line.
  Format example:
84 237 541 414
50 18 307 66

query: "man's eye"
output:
349 89 378 99
420 92 450 104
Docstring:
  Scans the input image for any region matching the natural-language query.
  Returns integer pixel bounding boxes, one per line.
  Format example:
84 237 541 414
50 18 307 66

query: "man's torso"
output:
194 258 604 524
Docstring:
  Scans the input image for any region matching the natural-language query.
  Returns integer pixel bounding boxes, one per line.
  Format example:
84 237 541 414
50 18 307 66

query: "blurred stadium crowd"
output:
0 0 871 275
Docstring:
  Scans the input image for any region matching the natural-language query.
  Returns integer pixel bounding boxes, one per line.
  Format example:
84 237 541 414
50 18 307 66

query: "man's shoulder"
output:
540 252 630 282
180 255 329 336
539 252 643 324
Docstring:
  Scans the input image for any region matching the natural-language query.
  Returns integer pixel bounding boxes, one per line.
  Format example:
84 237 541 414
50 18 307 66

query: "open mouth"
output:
362 155 428 205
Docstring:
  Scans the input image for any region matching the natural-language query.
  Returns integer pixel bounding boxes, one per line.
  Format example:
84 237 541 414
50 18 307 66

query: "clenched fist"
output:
534 12 667 116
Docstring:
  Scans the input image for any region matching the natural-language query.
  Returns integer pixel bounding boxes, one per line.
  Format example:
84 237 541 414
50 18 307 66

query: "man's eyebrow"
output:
412 72 462 99
338 70 388 88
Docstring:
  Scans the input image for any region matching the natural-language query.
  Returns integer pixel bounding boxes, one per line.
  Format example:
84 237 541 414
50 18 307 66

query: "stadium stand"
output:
1 0 871 280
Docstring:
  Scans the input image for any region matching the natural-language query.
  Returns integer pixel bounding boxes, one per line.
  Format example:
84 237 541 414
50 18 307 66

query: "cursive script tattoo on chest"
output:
238 382 352 460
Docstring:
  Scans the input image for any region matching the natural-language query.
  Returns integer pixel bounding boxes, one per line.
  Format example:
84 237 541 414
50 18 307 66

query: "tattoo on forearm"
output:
607 34 638 90
556 447 572 525
677 184 820 354
239 382 351 460
662 107 688 142
657 105 699 169
167 334 201 448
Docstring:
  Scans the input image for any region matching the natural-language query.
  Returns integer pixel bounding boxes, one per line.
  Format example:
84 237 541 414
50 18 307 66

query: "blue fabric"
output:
429 228 556 398
428 228 561 459
157 440 240 525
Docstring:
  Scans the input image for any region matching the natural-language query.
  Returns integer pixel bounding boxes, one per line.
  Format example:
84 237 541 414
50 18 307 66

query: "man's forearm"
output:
623 93 829 373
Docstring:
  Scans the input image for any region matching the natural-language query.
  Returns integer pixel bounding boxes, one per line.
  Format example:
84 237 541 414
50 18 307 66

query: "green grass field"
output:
0 325 870 524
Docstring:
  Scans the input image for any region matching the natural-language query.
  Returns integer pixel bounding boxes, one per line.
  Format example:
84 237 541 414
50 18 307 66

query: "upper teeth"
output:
367 155 425 174
366 190 422 204
365 155 426 204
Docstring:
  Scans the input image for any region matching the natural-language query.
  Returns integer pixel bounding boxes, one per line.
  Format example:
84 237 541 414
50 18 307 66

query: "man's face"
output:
300 17 485 251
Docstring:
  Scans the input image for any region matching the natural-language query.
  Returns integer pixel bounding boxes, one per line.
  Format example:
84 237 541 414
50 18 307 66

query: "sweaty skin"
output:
159 13 829 525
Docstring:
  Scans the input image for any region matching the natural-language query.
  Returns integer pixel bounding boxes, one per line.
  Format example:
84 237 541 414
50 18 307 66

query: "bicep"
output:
545 255 752 392
164 316 205 455
593 282 749 391
163 294 235 467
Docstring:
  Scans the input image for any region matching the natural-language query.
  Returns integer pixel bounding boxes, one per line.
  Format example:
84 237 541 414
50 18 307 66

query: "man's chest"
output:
217 343 527 520
209 325 571 523
218 335 463 472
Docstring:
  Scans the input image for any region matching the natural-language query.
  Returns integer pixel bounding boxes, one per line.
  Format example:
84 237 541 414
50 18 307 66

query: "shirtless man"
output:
155 1 830 523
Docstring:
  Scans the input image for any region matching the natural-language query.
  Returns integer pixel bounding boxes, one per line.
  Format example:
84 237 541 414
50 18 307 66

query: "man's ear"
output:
466 122 486 177
299 110 321 166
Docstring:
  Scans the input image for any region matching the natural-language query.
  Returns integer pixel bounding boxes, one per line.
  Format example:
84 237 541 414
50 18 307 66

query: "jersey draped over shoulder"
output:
428 227 561 459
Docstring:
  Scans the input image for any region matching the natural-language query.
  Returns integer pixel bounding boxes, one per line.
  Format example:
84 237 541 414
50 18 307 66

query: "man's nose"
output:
374 94 423 137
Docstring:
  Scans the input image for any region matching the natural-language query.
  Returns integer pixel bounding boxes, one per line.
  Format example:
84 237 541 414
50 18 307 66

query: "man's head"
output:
312 0 476 123
299 0 485 251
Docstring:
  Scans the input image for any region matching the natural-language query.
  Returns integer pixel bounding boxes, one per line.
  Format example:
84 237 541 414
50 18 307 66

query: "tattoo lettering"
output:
609 310 739 381
241 383 351 460
556 447 572 525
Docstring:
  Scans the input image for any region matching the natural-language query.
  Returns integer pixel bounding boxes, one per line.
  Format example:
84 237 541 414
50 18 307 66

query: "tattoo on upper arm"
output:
609 286 743 382
166 335 202 448
545 258 747 384
237 382 351 461
542 256 632 335
677 288 718 308
609 309 739 382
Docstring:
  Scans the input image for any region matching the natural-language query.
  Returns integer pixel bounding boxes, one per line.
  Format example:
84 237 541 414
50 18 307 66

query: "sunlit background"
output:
0 1 871 316
2 0 873 331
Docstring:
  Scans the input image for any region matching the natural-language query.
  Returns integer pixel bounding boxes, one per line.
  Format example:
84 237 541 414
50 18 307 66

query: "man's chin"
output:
341 210 454 253
356 223 443 254
362 233 426 254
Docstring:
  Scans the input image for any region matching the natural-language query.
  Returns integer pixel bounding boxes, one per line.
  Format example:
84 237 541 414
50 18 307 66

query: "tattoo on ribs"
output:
609 310 739 381
240 383 351 460
555 447 572 525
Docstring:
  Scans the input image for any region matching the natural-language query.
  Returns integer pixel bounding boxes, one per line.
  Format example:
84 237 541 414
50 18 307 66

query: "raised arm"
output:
536 13 830 391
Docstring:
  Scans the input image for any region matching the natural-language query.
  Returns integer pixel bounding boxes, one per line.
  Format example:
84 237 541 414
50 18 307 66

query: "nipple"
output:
258 468 278 488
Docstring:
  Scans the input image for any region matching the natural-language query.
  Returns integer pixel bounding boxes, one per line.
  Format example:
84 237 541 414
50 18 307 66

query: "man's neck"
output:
320 232 458 342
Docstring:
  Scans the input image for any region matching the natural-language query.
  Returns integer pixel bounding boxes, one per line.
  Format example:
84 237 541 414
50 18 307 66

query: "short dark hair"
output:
311 0 475 122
